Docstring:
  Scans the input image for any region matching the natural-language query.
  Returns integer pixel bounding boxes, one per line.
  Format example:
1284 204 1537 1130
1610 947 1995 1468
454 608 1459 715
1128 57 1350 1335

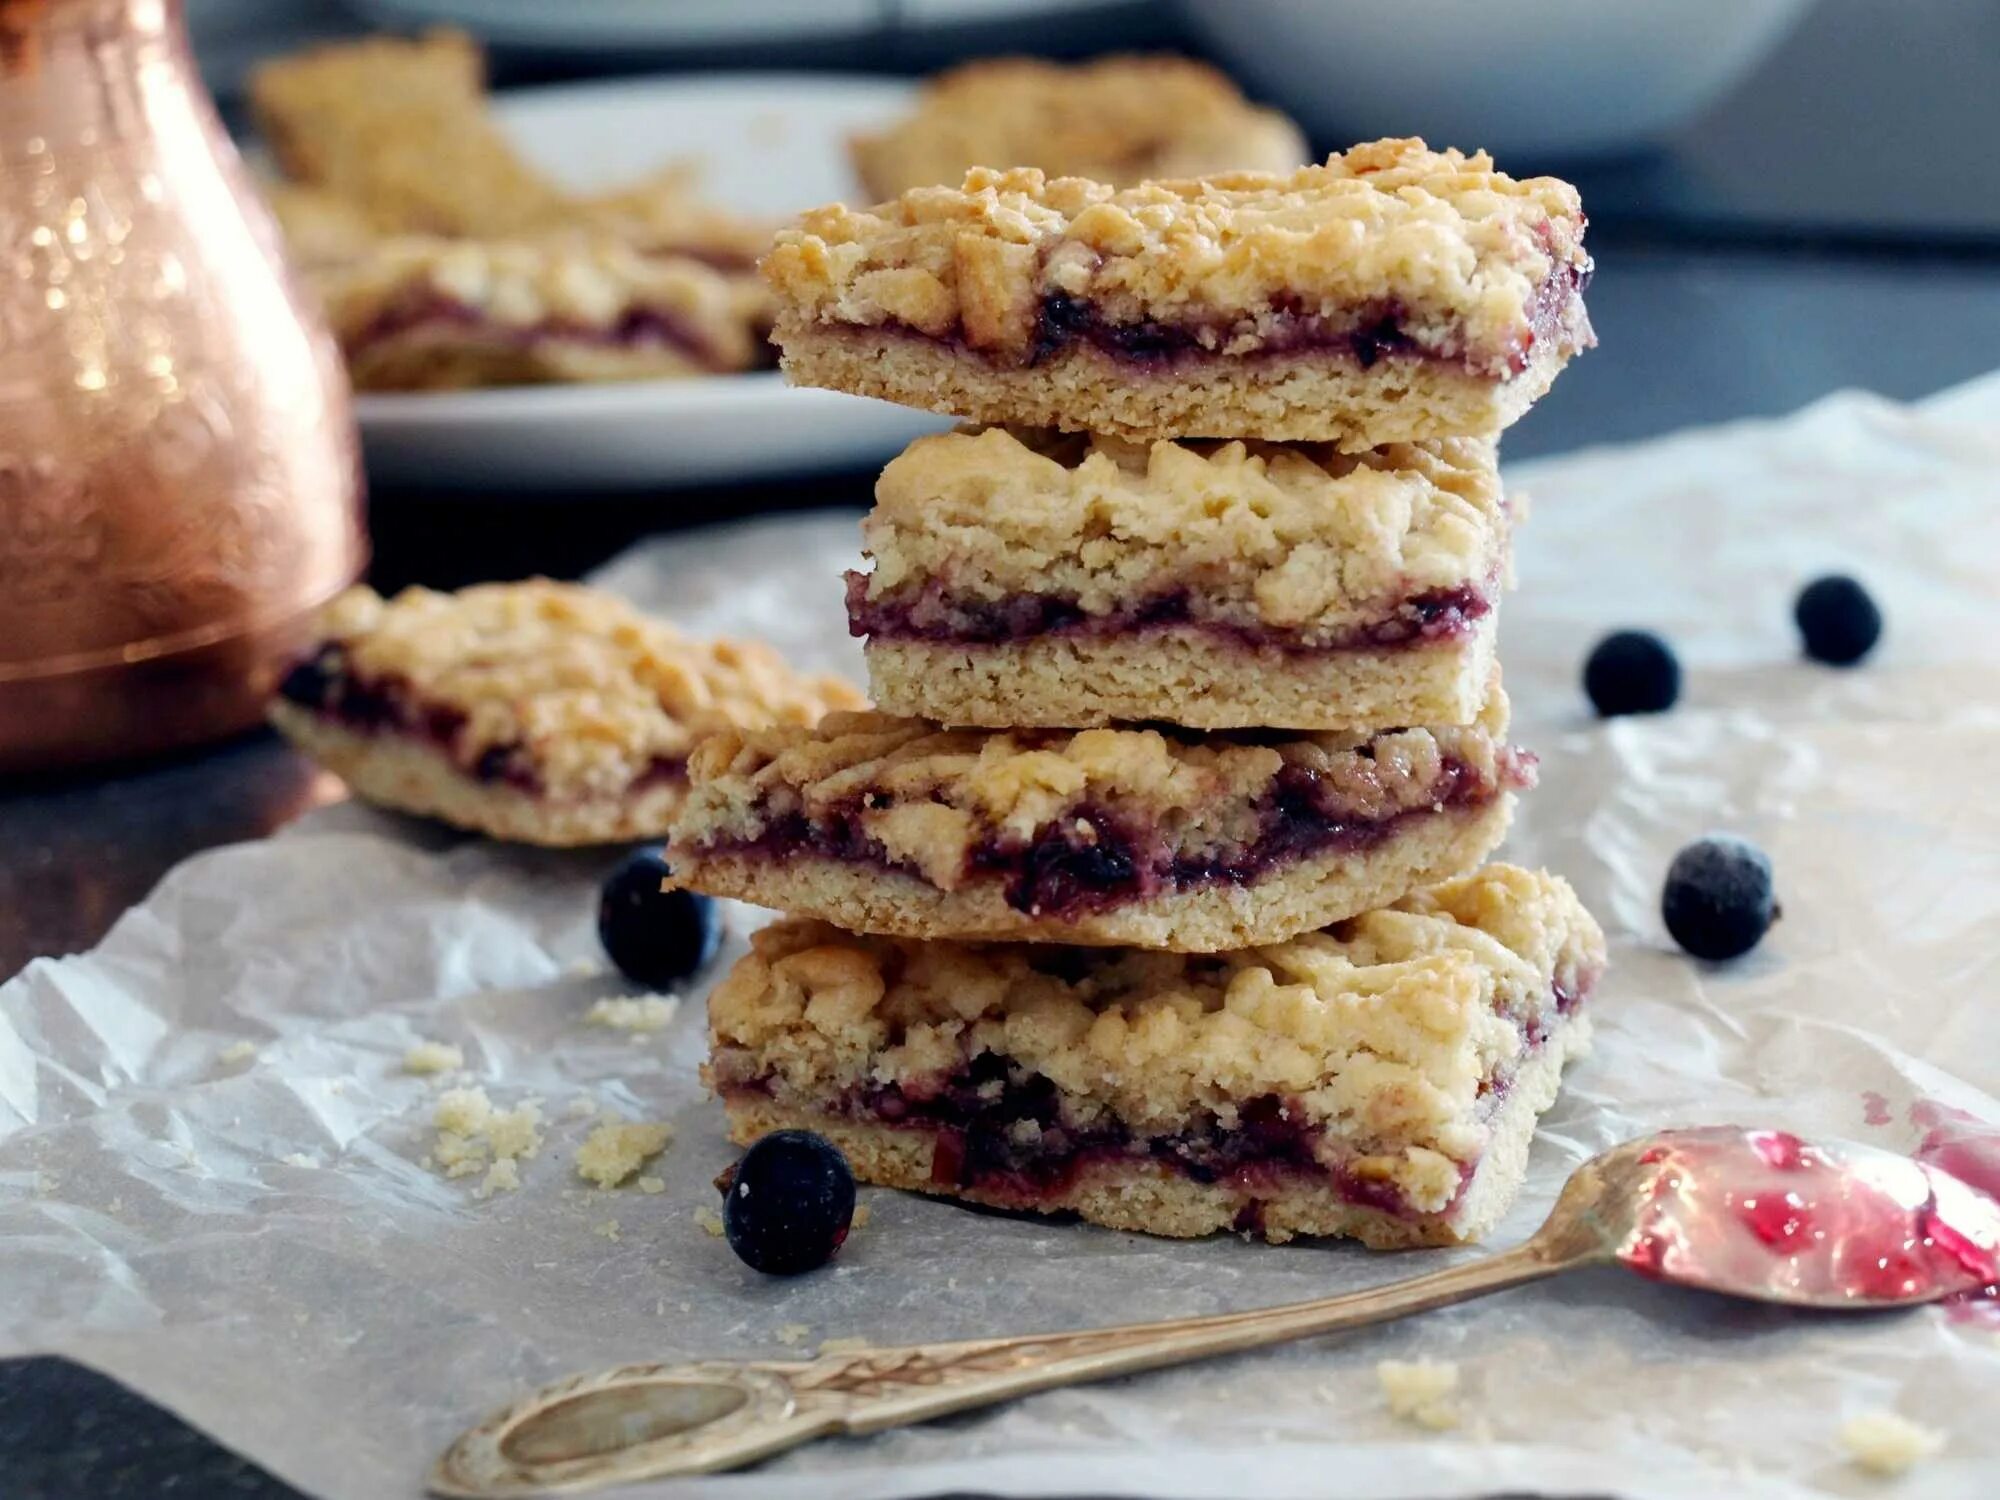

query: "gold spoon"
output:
432 1126 2000 1497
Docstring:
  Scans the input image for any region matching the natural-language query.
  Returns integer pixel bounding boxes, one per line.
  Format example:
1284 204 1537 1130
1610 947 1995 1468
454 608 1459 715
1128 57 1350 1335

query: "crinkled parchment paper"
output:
4 376 1998 1500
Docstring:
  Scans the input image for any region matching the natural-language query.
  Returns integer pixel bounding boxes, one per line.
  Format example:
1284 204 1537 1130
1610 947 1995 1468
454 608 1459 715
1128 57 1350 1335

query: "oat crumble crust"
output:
249 29 565 237
275 581 865 804
706 864 1604 1221
311 237 764 391
673 682 1512 878
861 427 1509 636
849 55 1308 200
765 138 1591 376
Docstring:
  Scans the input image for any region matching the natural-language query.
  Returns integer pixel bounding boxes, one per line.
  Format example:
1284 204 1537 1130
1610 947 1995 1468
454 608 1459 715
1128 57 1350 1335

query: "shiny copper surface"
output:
0 0 364 773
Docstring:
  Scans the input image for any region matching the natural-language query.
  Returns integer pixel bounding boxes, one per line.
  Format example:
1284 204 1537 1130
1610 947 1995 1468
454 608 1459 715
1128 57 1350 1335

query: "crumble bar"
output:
704 863 1604 1246
249 28 565 237
310 238 764 392
766 138 1593 448
850 55 1307 200
853 427 1511 730
269 581 865 846
667 683 1528 951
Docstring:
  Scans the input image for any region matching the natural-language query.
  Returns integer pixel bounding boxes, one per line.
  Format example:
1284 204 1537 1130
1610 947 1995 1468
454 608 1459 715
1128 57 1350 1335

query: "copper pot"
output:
0 0 365 774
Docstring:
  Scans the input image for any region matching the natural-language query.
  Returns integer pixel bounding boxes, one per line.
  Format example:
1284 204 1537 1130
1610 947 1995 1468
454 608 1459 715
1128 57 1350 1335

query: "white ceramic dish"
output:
348 73 950 492
1179 0 1819 160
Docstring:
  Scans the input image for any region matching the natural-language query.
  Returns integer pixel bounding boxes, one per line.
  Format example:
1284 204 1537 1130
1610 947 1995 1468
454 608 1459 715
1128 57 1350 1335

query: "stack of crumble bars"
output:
675 140 1608 1247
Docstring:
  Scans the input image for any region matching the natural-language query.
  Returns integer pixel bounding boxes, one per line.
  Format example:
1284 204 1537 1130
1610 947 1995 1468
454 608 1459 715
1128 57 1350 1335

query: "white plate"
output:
349 73 952 492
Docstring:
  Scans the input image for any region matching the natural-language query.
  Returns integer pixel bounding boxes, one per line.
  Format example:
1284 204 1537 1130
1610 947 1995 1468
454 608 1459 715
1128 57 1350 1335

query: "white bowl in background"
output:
1180 0 1818 161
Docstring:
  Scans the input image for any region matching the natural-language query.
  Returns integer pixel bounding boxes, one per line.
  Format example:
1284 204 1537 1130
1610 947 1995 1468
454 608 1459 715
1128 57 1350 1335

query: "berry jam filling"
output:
846 573 1492 651
276 648 685 796
348 294 735 370
864 261 1586 377
698 751 1529 920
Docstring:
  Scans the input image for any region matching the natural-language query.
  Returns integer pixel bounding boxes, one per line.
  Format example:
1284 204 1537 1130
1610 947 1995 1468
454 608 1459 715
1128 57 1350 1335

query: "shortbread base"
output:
773 320 1573 449
270 703 683 846
720 1014 1588 1247
673 795 1511 951
863 615 1499 731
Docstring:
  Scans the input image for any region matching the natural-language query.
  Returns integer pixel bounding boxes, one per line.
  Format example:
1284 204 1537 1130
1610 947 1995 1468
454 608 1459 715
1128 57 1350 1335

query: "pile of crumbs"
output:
402 1040 465 1076
426 1086 544 1200
1375 1359 1461 1431
1840 1411 1944 1475
575 1120 674 1188
584 996 680 1033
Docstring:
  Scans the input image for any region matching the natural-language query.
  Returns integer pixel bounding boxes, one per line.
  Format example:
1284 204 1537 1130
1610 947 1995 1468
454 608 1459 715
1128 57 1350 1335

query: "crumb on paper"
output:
1377 1359 1461 1431
403 1040 464 1076
566 957 605 979
584 996 680 1033
1841 1411 1944 1476
106 1197 122 1214
817 1337 868 1356
637 1175 666 1195
592 1218 622 1242
474 1160 521 1200
776 1323 811 1347
218 1040 259 1067
655 1298 669 1317
567 1095 601 1120
428 1087 545 1188
851 1203 871 1230
280 1152 319 1169
575 1121 673 1188
694 1206 725 1238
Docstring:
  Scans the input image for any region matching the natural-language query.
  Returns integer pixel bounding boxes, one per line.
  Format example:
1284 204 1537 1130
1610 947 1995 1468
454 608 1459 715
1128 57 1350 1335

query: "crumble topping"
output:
428 1086 545 1186
249 29 564 237
1840 1412 1945 1475
850 55 1307 199
766 138 1591 374
674 686 1513 885
284 582 865 803
584 996 682 1033
1376 1359 1462 1430
402 1040 465 1075
705 864 1604 1210
861 427 1508 636
311 237 763 372
575 1121 675 1188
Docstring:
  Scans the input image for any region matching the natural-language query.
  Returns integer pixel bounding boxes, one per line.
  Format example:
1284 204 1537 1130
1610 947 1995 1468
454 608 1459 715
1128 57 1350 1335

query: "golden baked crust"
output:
860 428 1509 639
272 581 865 810
312 237 764 391
766 138 1592 378
860 617 1499 733
706 863 1605 1240
249 29 565 237
850 55 1308 199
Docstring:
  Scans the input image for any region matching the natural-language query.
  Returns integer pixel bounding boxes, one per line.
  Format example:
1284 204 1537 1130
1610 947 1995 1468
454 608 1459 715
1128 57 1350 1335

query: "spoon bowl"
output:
434 1125 2000 1496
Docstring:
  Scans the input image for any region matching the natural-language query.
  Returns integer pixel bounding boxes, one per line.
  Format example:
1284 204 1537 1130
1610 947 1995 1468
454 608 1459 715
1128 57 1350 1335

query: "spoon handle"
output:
433 1240 1568 1497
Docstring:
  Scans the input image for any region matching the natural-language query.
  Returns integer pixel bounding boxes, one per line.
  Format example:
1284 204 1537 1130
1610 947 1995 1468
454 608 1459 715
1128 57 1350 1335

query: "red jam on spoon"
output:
1617 1127 2000 1306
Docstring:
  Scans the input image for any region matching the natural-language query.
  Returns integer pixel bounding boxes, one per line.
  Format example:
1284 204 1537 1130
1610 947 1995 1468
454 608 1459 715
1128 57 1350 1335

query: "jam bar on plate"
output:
765 138 1593 450
850 54 1308 200
705 863 1604 1246
852 427 1512 731
313 238 765 392
270 582 864 846
668 685 1529 952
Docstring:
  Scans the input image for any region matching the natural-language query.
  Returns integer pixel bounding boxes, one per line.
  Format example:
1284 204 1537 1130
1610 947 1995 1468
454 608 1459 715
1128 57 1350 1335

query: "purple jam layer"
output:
348 294 735 371
276 647 685 796
720 1051 1483 1223
861 260 1587 378
846 573 1493 651
695 750 1529 920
